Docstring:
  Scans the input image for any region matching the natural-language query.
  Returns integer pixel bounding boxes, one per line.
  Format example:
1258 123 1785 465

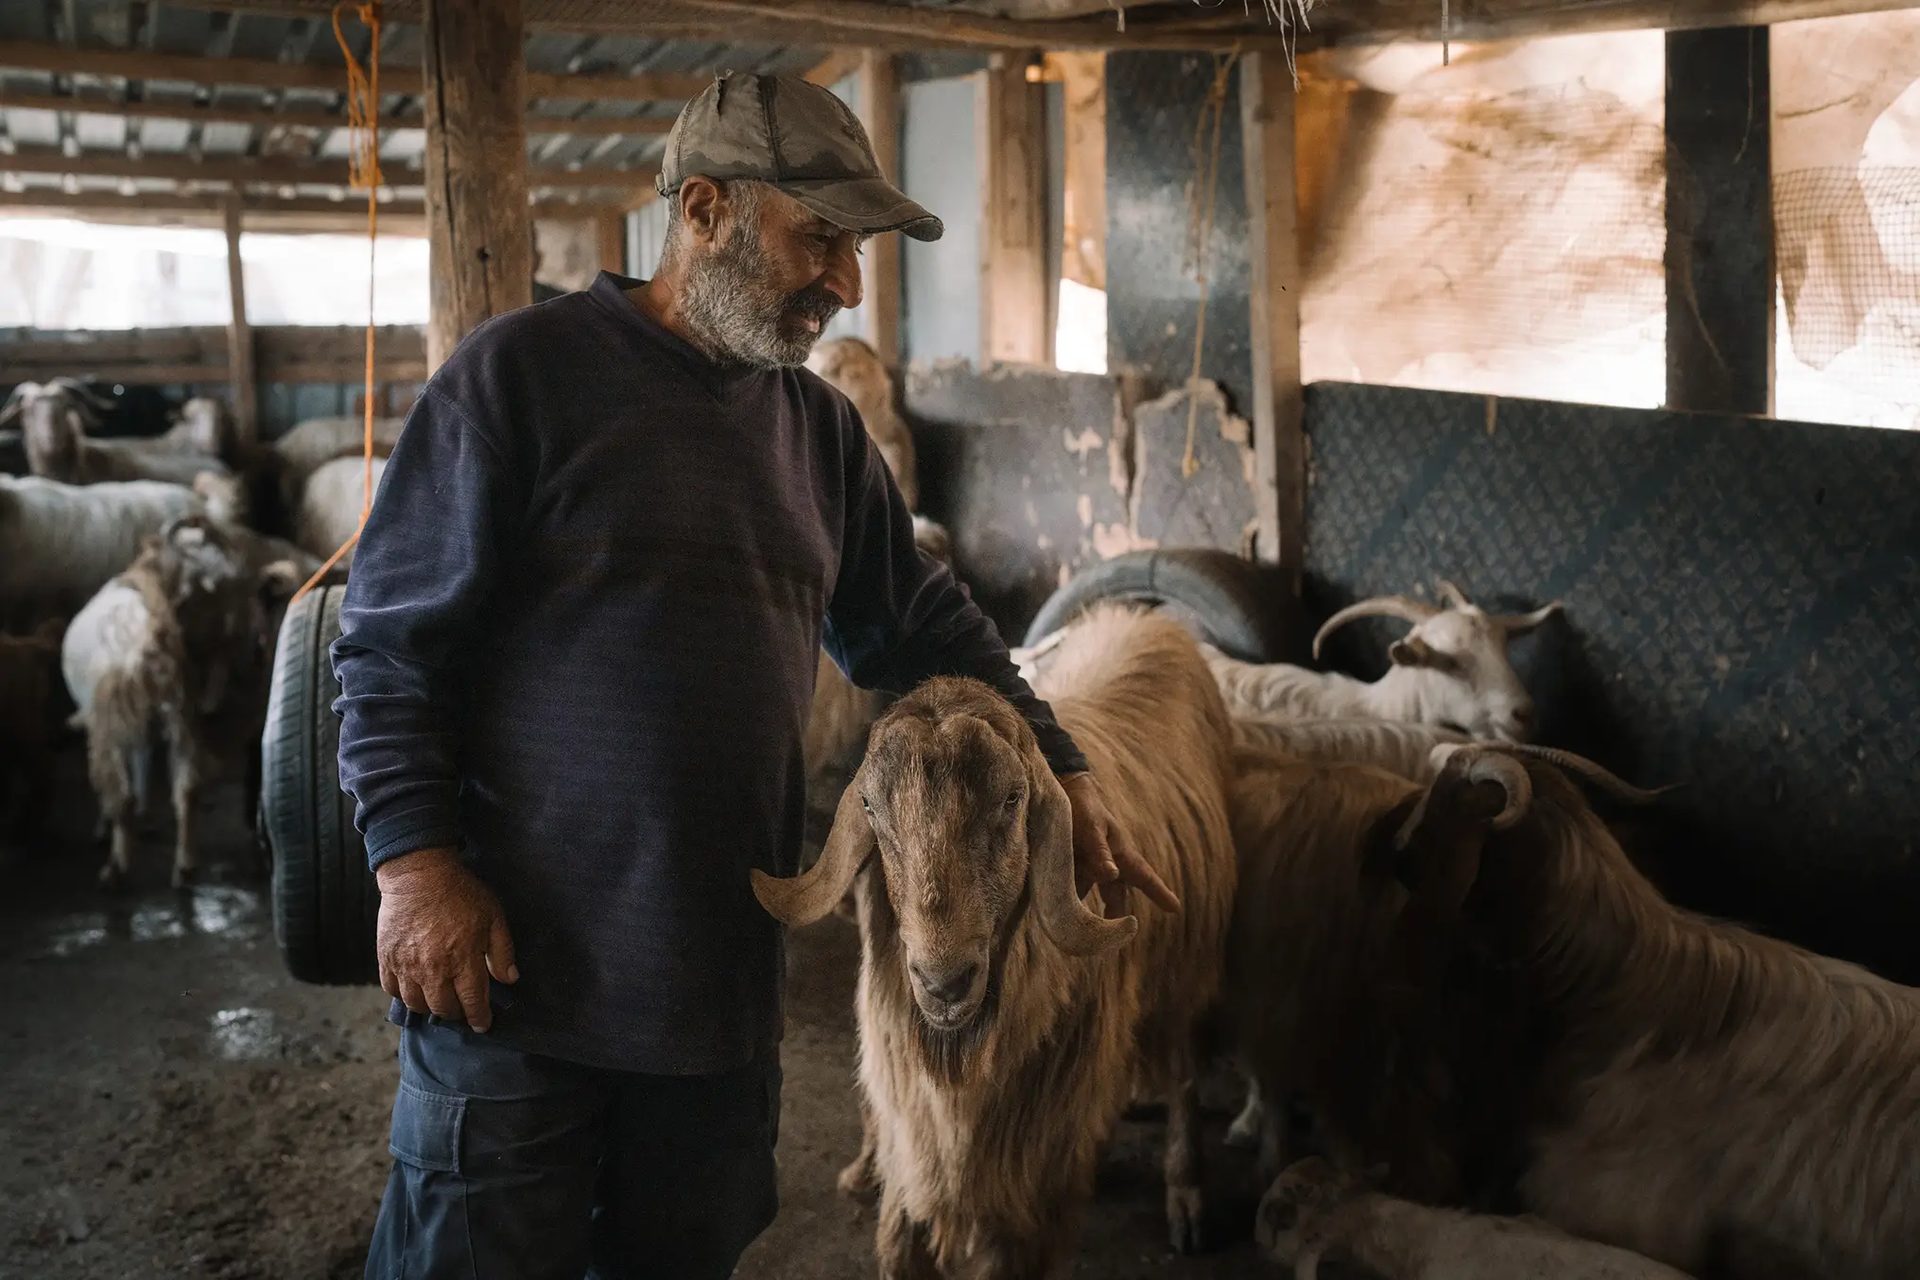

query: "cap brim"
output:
780 176 944 243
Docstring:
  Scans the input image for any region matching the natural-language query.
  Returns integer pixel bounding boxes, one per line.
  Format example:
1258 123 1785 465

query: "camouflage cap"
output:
657 72 943 243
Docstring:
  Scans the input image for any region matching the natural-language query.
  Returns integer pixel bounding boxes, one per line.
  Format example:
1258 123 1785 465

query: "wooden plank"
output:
977 53 1050 366
1240 50 1305 590
0 147 654 193
422 0 532 372
1051 50 1104 292
223 194 259 446
660 0 1295 50
0 186 627 227
1666 27 1773 416
0 88 674 138
1303 0 1915 46
855 51 901 367
0 360 429 384
805 48 865 88
0 37 707 101
596 211 626 275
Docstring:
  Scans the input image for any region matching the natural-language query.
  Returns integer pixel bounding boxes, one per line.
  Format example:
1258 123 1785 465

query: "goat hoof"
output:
1166 1184 1205 1255
836 1154 880 1206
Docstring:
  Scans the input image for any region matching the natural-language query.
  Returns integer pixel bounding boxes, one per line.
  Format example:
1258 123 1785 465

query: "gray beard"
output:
677 225 827 369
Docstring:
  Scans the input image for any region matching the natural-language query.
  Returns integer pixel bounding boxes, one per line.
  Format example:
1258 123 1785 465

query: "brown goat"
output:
754 606 1237 1276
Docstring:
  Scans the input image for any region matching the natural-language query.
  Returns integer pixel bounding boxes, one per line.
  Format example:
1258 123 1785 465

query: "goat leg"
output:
1164 1074 1206 1254
1226 1072 1265 1148
873 1189 940 1280
838 1102 882 1206
166 718 200 888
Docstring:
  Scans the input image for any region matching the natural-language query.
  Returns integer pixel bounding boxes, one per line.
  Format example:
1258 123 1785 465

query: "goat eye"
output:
860 796 873 815
1003 790 1022 812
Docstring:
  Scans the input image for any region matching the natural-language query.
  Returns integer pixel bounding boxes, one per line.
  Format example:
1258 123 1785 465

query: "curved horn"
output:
1408 744 1534 842
751 768 875 926
1493 602 1562 635
1312 595 1439 661
1436 579 1473 611
1488 743 1671 806
1029 766 1137 957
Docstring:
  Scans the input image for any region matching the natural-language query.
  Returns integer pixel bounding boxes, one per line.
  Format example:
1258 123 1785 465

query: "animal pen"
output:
2 1 1917 1278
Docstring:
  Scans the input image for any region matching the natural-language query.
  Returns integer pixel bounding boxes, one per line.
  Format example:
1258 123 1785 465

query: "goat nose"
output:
912 963 979 1004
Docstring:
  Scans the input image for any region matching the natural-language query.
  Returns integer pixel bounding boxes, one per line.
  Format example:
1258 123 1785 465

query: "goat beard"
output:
905 883 1029 1088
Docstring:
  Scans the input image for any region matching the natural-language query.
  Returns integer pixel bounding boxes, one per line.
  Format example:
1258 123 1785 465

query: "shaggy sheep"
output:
1388 745 1920 1279
1231 716 1469 782
6 381 229 486
1256 1157 1693 1280
806 336 919 510
754 606 1238 1274
0 474 227 626
63 517 299 887
1203 580 1559 743
294 453 385 564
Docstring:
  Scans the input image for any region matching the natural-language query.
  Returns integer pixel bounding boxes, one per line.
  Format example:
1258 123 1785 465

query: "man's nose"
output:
821 243 864 311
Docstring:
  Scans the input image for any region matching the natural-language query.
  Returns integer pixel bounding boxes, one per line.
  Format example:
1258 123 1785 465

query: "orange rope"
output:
294 1 383 604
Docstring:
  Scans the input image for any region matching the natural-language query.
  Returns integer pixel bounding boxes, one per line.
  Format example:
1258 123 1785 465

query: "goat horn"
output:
47 376 114 413
1436 579 1473 610
1484 743 1671 806
1405 744 1534 843
1312 595 1438 661
1493 602 1563 635
1029 766 1137 957
751 768 875 927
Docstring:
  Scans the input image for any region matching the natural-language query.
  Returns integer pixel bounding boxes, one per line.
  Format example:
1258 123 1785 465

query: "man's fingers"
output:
378 960 399 1002
1122 848 1181 913
485 914 519 984
397 976 430 1016
454 970 492 1033
424 979 463 1021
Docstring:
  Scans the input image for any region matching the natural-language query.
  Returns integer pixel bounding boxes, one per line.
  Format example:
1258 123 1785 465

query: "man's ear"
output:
680 176 723 247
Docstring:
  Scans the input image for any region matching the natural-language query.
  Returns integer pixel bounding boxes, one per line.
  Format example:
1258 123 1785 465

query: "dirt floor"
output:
0 771 1279 1280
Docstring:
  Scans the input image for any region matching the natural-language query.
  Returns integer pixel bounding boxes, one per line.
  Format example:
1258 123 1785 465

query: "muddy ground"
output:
0 772 1278 1280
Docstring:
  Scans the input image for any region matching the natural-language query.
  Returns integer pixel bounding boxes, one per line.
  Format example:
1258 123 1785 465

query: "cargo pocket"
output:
369 1081 473 1280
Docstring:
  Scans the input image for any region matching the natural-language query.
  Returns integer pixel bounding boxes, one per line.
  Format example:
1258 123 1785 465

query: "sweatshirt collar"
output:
586 270 778 401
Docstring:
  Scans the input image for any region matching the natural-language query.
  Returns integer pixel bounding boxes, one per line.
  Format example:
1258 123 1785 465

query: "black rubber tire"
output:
1022 548 1293 662
261 583 379 985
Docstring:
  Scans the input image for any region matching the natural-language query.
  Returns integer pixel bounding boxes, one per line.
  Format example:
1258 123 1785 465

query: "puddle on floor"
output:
207 1007 279 1061
27 884 265 960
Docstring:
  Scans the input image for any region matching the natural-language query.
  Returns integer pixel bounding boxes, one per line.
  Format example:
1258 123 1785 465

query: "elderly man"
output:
334 73 1174 1278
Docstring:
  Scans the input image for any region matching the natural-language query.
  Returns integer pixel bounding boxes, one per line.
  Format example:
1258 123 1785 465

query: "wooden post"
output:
222 193 258 447
1240 51 1305 591
856 51 903 367
977 53 1051 366
1665 26 1773 415
596 212 627 276
422 0 532 372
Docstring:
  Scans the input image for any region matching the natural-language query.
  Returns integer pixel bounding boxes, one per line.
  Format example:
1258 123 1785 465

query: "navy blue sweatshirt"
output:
331 272 1085 1074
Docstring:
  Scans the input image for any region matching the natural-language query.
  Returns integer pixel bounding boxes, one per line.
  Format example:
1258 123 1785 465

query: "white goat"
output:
63 517 299 887
1257 1157 1693 1280
755 606 1239 1273
271 414 404 513
0 475 232 626
1204 580 1559 743
807 336 919 511
295 453 385 563
5 381 230 485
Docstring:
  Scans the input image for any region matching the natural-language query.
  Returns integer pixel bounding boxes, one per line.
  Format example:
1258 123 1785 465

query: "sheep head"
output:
16 385 89 482
1315 580 1561 744
754 676 1133 1033
807 336 894 424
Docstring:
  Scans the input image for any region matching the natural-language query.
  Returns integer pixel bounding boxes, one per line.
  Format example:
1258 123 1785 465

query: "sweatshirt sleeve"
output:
330 384 526 869
822 406 1089 777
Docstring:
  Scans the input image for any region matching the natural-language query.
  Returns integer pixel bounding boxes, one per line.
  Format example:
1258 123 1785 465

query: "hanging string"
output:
1180 47 1240 479
294 1 384 604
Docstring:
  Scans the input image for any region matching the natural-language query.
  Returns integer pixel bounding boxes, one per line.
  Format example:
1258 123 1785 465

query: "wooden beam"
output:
1666 27 1773 416
0 37 707 102
596 211 626 276
977 53 1050 367
855 51 901 367
1240 50 1305 591
0 88 673 138
422 0 531 371
0 186 628 225
661 0 1294 50
0 360 428 384
804 49 865 89
1051 51 1105 292
1 147 656 193
1304 0 1915 47
222 194 259 446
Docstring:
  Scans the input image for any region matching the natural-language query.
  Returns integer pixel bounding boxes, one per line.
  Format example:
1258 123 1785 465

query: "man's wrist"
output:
373 844 462 890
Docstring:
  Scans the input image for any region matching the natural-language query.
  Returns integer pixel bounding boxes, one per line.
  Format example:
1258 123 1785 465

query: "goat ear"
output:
257 559 303 602
752 766 874 927
1388 636 1453 671
1028 762 1136 958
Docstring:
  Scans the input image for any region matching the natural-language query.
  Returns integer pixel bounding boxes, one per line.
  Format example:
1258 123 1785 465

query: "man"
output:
334 73 1175 1279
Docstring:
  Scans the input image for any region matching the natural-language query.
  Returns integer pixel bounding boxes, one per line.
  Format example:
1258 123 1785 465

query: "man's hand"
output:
1059 771 1180 916
374 847 517 1033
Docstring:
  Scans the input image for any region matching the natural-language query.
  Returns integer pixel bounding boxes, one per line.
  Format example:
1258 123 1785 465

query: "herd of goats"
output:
4 339 1917 1280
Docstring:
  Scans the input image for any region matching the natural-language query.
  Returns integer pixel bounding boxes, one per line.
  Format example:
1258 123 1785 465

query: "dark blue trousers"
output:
365 1024 781 1280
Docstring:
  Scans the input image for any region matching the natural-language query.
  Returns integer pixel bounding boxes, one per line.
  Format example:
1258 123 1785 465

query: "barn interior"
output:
2 0 1917 1277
